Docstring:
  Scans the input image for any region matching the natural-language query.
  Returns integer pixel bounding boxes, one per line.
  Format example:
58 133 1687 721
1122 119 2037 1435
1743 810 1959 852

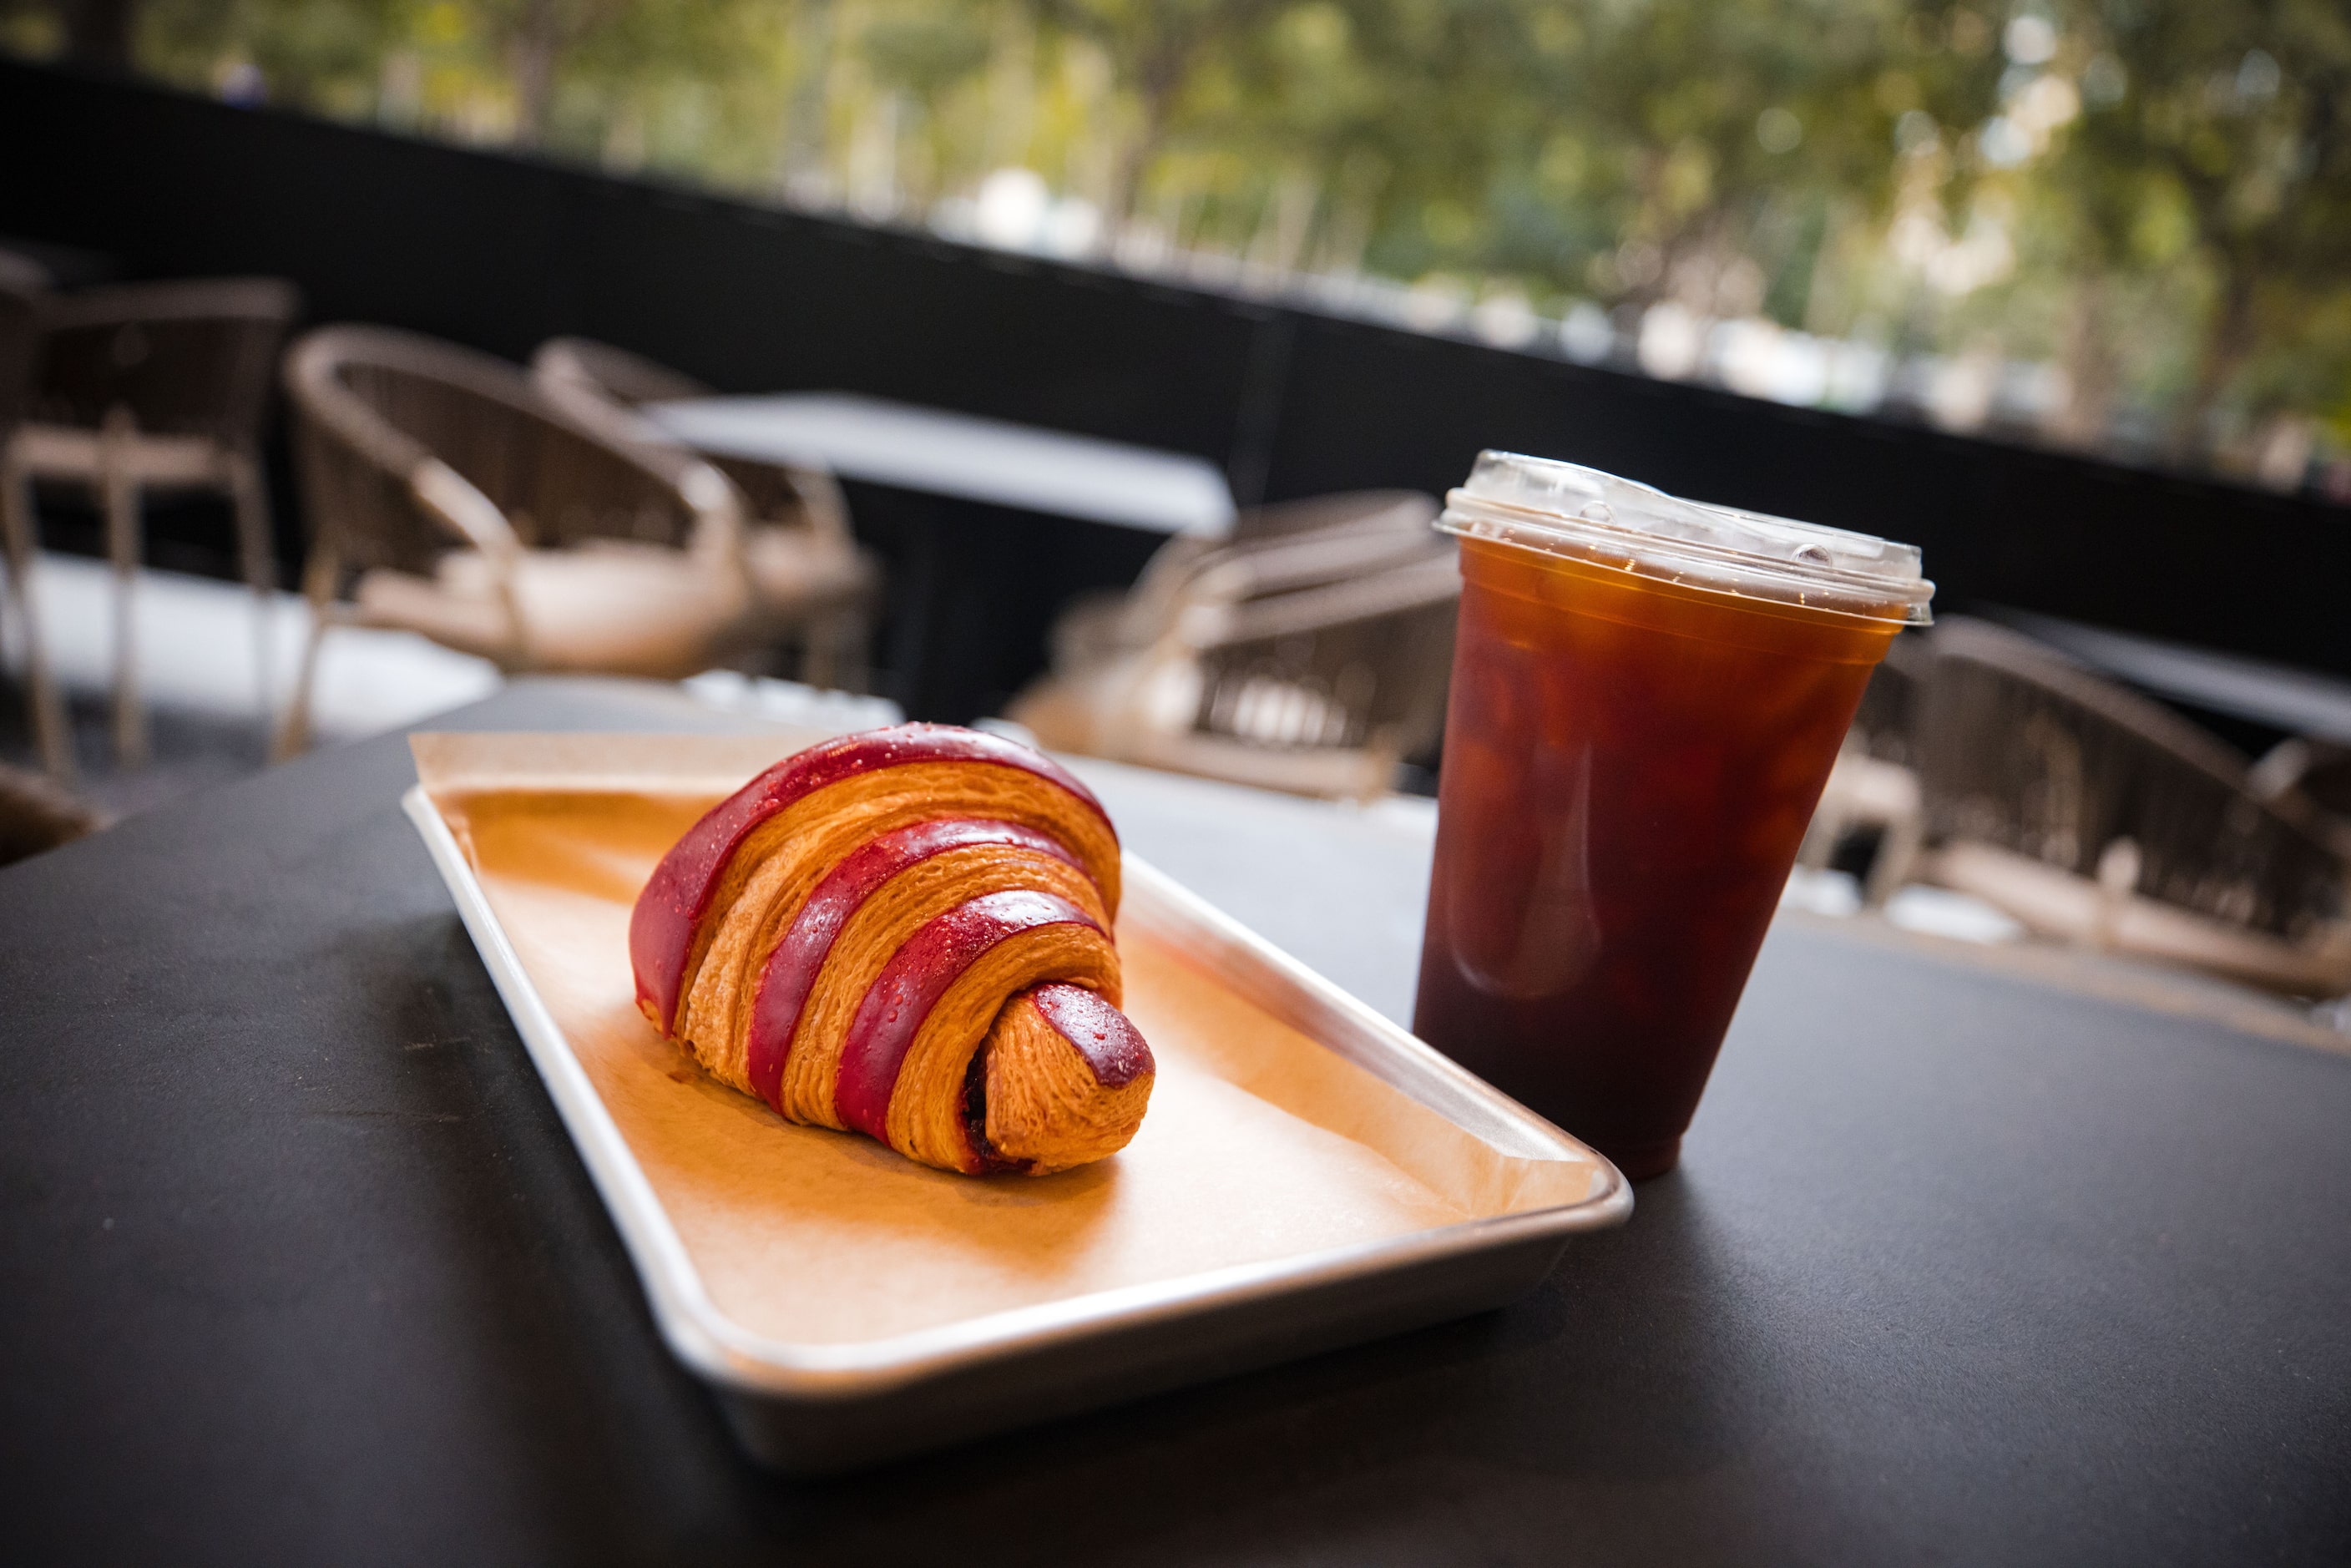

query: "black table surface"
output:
4 681 2348 1565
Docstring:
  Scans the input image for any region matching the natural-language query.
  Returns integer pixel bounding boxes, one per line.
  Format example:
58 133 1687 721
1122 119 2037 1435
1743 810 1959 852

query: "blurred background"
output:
7 0 2348 487
3 0 2350 1019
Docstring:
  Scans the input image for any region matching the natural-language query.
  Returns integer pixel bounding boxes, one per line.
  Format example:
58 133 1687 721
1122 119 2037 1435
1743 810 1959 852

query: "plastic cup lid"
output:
1438 450 1934 625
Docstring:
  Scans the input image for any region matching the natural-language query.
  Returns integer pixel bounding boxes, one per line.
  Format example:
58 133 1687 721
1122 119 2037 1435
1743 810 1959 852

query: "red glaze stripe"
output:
1028 982 1155 1090
832 890 1100 1141
627 723 1113 1033
743 818 1086 1111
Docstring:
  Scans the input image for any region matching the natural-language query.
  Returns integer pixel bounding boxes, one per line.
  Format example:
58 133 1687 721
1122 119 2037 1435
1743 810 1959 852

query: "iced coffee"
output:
1413 453 1933 1179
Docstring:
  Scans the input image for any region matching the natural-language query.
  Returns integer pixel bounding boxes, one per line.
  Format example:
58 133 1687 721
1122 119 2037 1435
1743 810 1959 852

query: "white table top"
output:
2003 609 2351 744
648 392 1236 538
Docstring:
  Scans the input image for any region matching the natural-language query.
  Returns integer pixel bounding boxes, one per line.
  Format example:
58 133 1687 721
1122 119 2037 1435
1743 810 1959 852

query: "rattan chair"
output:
1796 631 1931 903
0 279 73 781
276 326 756 756
0 758 97 867
2248 738 2351 861
1045 490 1441 678
529 336 878 690
1913 617 2351 993
1232 488 1442 542
1011 502 1458 800
1 277 300 768
1797 746 1926 907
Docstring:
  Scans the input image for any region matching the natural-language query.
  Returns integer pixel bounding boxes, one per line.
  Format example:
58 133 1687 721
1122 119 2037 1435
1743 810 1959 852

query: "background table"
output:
651 394 1236 723
3 679 2348 1565
650 393 1236 539
2000 607 2351 751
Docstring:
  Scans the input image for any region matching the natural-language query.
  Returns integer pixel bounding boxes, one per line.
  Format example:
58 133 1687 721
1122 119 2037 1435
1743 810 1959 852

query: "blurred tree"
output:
14 0 2348 478
1031 0 1286 224
853 0 999 205
139 0 405 110
549 0 793 175
1550 0 1908 313
2050 0 2351 458
508 0 616 143
1328 0 1997 322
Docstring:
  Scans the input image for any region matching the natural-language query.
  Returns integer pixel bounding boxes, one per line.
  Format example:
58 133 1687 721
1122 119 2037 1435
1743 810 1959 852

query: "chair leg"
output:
271 545 339 763
271 620 328 763
100 415 147 769
0 453 76 786
806 604 871 695
800 611 837 692
225 447 277 730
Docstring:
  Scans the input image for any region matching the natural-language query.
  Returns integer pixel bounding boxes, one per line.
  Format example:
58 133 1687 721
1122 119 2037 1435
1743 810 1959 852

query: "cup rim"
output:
1438 451 1935 627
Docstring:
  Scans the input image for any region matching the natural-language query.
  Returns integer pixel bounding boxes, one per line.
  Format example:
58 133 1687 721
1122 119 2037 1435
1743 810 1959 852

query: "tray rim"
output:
400 781 1631 1405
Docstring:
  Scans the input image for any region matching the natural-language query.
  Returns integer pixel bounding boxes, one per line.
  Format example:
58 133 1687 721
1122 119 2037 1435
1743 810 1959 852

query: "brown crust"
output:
634 727 1155 1176
881 918 1121 1171
629 724 1118 1031
746 822 1100 1119
780 851 1109 1130
979 989 1156 1175
673 761 1118 1094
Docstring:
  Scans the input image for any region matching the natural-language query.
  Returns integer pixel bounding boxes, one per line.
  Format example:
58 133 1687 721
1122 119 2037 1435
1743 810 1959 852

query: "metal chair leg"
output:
225 446 277 730
0 450 76 786
99 411 147 769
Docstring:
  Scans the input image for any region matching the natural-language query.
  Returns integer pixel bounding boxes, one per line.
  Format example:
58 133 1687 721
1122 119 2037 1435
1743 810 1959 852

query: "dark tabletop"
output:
3 680 2348 1566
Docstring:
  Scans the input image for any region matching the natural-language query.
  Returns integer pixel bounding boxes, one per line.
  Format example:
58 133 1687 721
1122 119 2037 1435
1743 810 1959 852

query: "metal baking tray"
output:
403 782 1631 1472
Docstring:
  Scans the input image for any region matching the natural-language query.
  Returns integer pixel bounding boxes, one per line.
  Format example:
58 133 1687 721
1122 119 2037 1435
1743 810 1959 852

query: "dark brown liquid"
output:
1413 538 1896 1179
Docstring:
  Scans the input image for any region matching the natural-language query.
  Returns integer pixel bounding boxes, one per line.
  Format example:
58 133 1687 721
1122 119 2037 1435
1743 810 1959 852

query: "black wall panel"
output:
1259 316 2351 678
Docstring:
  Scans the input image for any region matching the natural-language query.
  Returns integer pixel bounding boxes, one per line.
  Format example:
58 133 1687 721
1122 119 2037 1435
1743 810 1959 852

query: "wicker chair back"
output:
286 325 705 577
1917 617 2347 941
1189 549 1460 759
33 278 298 443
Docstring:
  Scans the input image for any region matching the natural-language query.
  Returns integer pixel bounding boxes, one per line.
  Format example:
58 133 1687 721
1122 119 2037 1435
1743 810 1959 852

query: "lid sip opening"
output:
1438 450 1934 626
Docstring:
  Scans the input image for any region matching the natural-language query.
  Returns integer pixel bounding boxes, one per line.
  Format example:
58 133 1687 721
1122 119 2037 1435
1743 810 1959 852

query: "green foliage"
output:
29 0 2351 477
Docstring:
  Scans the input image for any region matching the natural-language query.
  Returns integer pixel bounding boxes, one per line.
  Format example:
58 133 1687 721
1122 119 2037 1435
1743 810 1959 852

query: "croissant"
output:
629 724 1155 1175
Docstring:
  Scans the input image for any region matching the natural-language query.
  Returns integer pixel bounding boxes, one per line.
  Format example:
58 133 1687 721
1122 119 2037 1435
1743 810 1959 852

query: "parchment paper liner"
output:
412 731 1610 1347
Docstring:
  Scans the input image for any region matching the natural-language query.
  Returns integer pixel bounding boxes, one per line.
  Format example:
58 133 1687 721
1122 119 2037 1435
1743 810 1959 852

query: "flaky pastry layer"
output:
629 726 1155 1176
982 985 1157 1174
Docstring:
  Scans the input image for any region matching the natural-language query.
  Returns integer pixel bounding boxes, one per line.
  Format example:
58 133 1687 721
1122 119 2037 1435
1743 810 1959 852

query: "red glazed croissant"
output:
629 724 1155 1175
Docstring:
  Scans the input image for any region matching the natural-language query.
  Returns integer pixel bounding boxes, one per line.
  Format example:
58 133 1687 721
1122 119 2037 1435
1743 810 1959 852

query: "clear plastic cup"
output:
1413 453 1934 1179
